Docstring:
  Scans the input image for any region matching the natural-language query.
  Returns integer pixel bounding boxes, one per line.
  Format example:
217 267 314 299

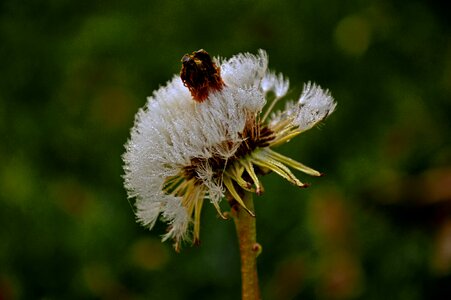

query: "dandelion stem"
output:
261 96 280 123
232 192 261 300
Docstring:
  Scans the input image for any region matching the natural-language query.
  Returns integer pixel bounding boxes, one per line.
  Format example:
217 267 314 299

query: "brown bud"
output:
180 49 225 102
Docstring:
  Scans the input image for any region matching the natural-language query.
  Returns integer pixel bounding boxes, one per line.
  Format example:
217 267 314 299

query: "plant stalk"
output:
233 192 261 300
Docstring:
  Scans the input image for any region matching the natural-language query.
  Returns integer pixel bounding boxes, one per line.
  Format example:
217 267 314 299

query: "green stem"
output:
233 192 261 300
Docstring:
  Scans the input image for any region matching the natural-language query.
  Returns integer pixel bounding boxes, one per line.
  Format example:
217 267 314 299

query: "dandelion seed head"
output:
123 49 336 249
294 82 337 131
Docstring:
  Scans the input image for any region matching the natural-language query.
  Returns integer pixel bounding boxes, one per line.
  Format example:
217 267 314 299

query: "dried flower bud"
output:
180 49 225 102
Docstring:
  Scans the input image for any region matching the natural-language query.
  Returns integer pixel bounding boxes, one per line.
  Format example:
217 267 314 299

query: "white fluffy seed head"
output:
123 50 269 240
221 49 268 88
123 50 336 244
294 82 336 131
261 71 290 98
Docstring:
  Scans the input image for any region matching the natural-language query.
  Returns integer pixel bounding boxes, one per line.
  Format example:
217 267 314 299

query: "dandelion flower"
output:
123 49 336 250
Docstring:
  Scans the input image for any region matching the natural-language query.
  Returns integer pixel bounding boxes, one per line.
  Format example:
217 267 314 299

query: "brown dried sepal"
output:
180 49 225 102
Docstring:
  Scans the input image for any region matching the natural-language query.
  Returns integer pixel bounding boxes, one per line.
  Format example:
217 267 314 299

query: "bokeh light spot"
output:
129 237 170 271
334 15 371 56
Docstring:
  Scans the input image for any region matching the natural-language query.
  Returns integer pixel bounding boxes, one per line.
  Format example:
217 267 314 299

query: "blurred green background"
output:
1 0 450 299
